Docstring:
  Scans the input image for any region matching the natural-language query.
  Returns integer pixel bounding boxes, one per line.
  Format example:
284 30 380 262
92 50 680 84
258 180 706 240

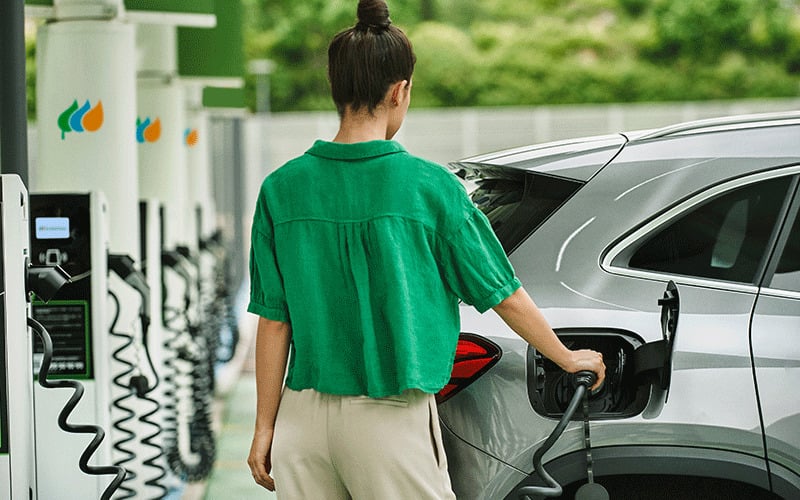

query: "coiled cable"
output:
210 250 238 364
159 307 180 483
29 316 127 500
162 304 216 481
135 310 167 500
108 290 138 498
138 390 168 499
161 257 216 481
108 253 169 498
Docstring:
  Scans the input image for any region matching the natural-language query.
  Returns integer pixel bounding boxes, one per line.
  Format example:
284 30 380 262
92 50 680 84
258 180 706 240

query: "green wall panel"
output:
177 2 243 79
203 87 244 109
124 0 214 14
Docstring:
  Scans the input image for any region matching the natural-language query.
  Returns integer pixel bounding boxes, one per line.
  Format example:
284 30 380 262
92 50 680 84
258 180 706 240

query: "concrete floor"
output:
183 312 276 500
192 370 276 500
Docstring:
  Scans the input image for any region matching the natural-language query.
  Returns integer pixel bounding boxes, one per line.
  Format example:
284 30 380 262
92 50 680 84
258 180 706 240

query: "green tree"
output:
648 0 796 62
242 0 448 111
240 0 800 110
25 32 36 121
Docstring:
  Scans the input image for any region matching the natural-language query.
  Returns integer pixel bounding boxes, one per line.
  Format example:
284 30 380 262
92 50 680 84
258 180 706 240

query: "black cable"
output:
138 392 168 500
28 316 127 500
108 290 138 499
519 371 597 499
110 275 169 500
162 304 216 481
159 309 180 481
199 242 238 365
161 263 216 481
215 280 240 364
134 301 168 500
211 256 238 364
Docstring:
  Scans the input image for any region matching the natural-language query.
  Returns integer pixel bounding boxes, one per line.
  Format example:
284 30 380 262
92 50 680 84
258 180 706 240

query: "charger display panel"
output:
30 194 94 379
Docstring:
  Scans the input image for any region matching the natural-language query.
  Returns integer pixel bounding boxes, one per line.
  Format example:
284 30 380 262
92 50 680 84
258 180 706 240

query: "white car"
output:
438 112 800 499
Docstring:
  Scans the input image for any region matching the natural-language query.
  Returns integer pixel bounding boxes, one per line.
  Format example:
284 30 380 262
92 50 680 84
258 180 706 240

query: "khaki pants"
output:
272 387 456 500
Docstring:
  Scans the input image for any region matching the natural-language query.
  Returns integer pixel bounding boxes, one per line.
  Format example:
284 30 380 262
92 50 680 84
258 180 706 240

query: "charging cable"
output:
27 262 127 499
107 254 167 499
29 316 127 500
161 250 216 481
519 371 608 499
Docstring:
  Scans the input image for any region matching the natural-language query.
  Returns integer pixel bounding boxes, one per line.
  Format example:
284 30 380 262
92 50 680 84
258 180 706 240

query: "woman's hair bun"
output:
356 0 391 30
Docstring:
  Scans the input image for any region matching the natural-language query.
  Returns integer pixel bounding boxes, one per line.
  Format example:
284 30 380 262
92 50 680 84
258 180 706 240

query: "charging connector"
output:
26 263 71 302
108 254 151 327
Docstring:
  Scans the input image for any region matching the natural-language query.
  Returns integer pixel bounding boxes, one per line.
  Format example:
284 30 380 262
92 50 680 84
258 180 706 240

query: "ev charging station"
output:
178 0 249 394
137 18 212 487
3 0 247 497
30 1 143 496
1 177 126 500
0 175 35 500
29 192 116 499
132 1 246 487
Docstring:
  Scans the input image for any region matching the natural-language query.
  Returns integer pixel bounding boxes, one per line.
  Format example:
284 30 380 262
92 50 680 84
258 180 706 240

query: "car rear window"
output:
470 169 583 253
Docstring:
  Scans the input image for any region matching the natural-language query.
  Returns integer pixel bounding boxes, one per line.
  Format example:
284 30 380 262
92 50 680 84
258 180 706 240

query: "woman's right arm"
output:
492 287 606 390
248 316 292 491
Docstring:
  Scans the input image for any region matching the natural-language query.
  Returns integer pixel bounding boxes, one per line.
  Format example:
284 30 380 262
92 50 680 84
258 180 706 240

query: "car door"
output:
602 169 799 461
751 181 800 498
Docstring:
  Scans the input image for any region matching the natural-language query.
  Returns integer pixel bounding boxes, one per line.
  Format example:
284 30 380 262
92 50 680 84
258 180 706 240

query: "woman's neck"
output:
333 107 391 144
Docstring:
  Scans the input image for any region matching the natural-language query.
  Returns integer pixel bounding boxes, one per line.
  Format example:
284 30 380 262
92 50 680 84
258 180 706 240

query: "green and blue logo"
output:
57 100 104 140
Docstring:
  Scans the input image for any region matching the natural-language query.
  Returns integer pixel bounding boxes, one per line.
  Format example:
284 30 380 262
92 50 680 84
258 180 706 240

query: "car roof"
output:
450 111 800 182
632 110 800 141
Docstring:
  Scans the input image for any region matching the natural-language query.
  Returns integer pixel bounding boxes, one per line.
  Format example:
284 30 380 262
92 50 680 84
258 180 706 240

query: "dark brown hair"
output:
328 0 416 117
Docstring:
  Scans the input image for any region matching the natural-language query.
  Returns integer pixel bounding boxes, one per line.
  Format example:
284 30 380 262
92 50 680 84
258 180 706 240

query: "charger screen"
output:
35 217 70 239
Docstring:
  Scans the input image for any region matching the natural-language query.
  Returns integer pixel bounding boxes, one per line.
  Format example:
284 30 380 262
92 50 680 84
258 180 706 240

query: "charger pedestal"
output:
0 175 36 500
30 192 112 500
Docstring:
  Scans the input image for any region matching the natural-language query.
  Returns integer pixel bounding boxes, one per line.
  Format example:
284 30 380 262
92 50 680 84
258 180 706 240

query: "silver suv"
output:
438 112 800 499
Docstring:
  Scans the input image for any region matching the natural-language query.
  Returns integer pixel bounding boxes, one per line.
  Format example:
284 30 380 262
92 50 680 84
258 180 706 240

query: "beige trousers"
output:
272 387 456 500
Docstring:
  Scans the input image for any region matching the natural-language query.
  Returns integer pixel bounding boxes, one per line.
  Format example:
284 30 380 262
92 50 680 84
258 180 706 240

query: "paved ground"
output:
183 313 276 500
198 371 276 500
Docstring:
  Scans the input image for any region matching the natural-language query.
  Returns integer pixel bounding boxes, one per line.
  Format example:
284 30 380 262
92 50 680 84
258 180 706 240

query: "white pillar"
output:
136 24 190 249
185 86 216 241
34 19 139 257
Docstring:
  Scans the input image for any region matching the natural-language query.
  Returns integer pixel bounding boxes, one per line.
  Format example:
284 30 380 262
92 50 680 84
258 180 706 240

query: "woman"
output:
247 1 606 498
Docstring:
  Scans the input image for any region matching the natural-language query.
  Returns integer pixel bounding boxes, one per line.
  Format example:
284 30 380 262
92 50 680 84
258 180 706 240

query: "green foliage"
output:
410 22 482 107
650 0 756 61
245 0 799 111
20 0 800 114
26 36 37 121
616 0 648 17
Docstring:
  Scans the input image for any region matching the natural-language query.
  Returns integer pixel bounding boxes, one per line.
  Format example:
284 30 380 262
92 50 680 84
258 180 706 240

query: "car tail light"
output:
436 333 502 403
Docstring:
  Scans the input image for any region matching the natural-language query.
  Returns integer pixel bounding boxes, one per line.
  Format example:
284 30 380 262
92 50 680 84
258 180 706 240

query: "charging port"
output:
527 329 651 420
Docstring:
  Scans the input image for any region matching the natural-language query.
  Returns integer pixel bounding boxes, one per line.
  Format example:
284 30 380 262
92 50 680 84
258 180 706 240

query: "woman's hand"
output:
565 349 606 391
248 428 276 491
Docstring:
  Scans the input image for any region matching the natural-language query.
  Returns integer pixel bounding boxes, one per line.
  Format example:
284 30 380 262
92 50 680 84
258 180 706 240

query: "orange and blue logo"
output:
57 100 104 140
136 117 161 143
184 128 199 147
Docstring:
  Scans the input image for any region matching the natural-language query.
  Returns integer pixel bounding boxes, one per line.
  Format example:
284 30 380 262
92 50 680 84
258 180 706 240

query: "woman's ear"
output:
390 80 409 106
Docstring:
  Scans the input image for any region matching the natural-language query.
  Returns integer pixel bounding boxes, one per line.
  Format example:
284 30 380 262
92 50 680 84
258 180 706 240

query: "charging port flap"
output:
633 281 679 393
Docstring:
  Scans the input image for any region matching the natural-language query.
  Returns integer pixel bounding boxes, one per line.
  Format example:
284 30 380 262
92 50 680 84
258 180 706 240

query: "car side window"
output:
769 208 800 292
626 176 793 284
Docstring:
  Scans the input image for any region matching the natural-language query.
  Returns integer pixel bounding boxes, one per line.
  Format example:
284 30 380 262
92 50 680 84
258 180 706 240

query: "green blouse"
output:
248 140 520 397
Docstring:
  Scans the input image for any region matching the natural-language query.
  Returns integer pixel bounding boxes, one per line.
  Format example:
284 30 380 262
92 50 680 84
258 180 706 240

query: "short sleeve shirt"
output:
248 140 520 397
